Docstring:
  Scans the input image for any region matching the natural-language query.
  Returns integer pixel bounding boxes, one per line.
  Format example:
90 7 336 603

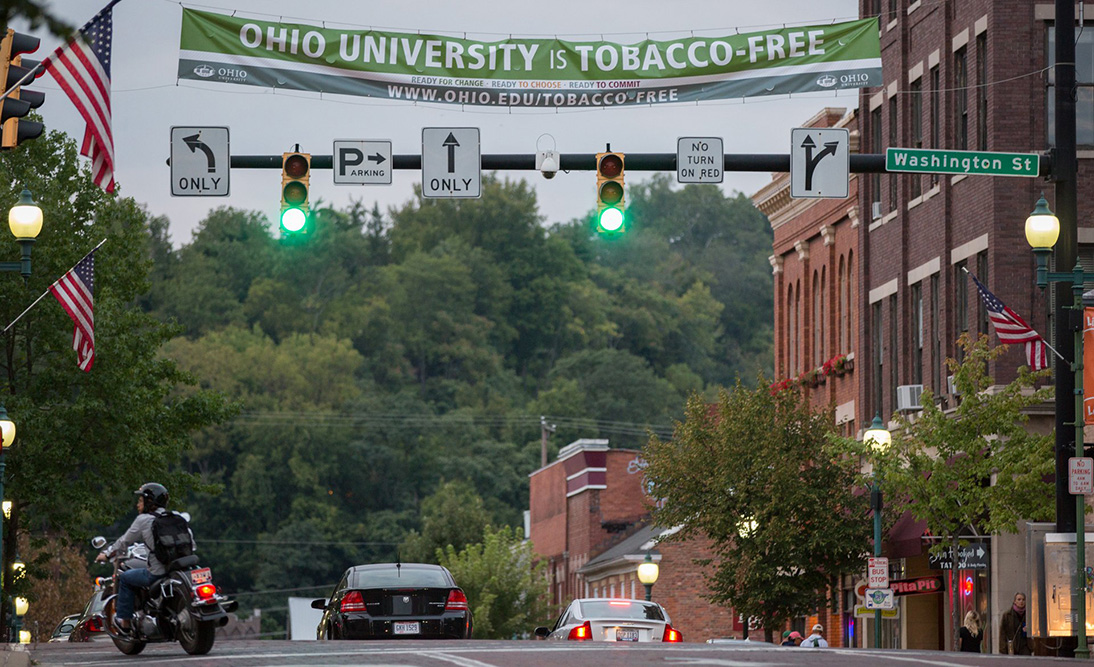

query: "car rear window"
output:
580 600 665 621
351 568 451 589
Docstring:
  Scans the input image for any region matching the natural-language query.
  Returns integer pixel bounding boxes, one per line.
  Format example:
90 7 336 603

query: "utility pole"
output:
540 416 555 468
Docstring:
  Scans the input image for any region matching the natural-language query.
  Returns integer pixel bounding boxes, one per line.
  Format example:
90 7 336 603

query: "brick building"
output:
754 0 1091 653
527 439 738 642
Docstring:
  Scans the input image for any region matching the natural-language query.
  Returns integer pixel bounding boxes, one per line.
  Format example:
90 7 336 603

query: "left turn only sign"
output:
171 127 229 196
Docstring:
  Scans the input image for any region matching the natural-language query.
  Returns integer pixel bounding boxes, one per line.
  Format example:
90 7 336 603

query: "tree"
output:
860 333 1052 649
437 525 551 639
642 381 869 641
0 128 235 633
400 480 492 563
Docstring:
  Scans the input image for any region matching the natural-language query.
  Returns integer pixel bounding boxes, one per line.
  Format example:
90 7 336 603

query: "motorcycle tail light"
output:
568 620 592 640
662 624 683 642
196 583 217 600
341 590 366 613
445 589 469 612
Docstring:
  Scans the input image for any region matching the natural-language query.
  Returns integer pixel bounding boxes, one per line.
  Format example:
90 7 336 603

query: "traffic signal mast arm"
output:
222 152 931 175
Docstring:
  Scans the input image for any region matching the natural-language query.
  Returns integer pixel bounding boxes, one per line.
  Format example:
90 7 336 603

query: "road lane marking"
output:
420 651 498 667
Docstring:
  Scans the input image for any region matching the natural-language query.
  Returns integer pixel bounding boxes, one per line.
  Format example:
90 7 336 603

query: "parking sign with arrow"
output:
333 140 392 185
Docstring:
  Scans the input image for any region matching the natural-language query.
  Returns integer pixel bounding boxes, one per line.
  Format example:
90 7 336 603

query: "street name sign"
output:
1070 457 1094 495
864 588 895 610
867 556 888 588
333 140 392 185
885 147 1039 177
170 126 229 196
677 137 723 183
927 542 989 570
790 127 849 199
422 128 480 198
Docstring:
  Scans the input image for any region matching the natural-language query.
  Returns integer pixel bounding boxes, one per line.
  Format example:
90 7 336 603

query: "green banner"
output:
178 10 881 108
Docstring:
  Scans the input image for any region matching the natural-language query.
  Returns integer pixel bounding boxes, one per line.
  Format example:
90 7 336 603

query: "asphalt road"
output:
25 640 1077 666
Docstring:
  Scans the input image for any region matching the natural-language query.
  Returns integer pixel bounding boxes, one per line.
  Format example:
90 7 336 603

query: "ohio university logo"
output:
192 64 215 78
816 75 837 88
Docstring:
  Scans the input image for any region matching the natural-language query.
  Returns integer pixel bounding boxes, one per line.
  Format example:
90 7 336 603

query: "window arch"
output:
838 255 848 352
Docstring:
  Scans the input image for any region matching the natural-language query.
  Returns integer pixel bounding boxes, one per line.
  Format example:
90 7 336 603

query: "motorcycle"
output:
90 531 237 656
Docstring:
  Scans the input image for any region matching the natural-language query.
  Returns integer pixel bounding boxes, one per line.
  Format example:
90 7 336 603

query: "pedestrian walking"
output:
999 592 1031 655
959 610 983 653
799 624 828 647
781 630 802 646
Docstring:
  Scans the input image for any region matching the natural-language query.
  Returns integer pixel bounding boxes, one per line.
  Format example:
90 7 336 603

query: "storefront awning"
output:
885 511 929 558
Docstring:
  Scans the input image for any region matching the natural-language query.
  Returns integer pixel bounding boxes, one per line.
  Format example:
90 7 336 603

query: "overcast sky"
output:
19 0 860 247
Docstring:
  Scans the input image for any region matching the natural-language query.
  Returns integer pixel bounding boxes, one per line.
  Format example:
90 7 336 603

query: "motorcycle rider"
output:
95 483 195 635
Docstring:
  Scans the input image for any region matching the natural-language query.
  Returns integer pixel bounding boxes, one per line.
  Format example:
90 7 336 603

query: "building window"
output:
910 78 923 198
911 283 923 384
788 284 797 375
976 33 988 150
873 302 884 415
871 107 883 217
839 256 848 353
954 46 968 149
889 100 898 209
889 295 899 407
976 252 989 338
930 65 941 185
889 0 898 20
847 250 855 352
955 260 968 361
931 274 942 394
814 269 822 368
1048 25 1094 146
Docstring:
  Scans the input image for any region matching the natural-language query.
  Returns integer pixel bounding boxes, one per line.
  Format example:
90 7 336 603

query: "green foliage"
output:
437 525 552 639
642 380 869 635
859 334 1054 538
399 480 492 563
0 129 235 601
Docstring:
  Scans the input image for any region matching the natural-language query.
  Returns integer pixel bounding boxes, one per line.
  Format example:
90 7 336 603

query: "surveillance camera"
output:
537 150 559 179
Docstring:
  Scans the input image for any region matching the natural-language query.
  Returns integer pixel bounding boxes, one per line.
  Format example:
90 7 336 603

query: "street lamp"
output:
1 189 41 281
0 407 12 644
864 414 891 650
13 596 27 644
637 551 659 602
1024 194 1091 658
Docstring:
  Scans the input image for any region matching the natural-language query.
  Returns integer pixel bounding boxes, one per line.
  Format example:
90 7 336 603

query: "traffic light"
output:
0 29 44 150
280 151 311 235
595 151 625 235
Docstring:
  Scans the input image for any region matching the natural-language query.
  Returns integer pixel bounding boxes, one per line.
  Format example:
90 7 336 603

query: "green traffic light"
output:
281 207 307 233
598 207 624 233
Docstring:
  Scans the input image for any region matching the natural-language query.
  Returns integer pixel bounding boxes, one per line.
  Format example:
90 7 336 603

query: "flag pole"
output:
0 238 106 336
961 266 1066 362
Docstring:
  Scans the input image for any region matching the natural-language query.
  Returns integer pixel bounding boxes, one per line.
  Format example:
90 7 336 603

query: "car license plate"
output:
616 628 639 642
394 621 420 635
190 568 211 584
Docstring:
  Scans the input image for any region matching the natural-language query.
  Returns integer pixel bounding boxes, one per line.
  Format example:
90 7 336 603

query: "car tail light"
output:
196 584 217 601
341 590 366 613
568 620 592 641
445 589 469 612
662 624 682 642
88 616 103 633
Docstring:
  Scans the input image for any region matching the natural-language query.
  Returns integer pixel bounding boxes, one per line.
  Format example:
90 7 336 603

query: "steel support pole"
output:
1074 270 1089 658
874 478 882 649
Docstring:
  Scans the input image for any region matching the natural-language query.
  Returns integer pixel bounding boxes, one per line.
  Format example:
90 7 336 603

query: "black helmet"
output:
134 483 168 510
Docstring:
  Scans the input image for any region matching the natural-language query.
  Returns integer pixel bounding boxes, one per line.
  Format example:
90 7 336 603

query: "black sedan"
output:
313 563 473 640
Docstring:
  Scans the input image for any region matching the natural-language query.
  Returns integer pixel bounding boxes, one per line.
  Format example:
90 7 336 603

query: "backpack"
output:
151 511 193 565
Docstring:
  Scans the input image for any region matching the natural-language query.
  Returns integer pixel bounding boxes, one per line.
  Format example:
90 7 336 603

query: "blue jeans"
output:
116 568 158 621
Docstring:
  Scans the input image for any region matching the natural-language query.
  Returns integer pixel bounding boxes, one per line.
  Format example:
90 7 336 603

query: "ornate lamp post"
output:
13 595 26 644
1025 194 1091 657
1 189 42 281
637 551 659 602
864 414 891 649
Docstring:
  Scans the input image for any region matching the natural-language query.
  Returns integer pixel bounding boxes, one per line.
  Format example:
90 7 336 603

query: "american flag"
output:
50 249 96 371
969 273 1049 371
38 1 120 193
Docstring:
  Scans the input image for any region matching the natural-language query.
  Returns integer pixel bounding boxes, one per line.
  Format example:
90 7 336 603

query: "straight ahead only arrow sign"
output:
422 127 480 199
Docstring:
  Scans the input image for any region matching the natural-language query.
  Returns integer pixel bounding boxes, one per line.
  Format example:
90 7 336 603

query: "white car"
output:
534 598 683 643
